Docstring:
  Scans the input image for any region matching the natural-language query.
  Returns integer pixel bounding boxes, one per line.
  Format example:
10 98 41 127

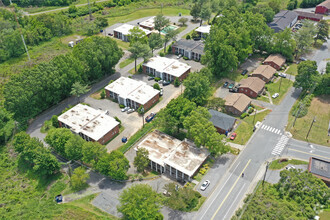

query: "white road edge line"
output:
222 183 246 220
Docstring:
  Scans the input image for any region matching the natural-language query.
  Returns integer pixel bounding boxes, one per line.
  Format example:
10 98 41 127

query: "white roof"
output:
113 23 152 36
58 104 119 141
139 16 155 29
143 56 191 78
137 130 209 177
105 77 159 105
195 25 211 34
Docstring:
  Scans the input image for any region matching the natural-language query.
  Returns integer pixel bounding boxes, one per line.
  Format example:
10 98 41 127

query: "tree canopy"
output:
154 14 170 34
129 42 151 72
294 61 320 91
148 33 163 55
134 148 149 173
118 184 163 220
0 108 15 145
96 150 129 180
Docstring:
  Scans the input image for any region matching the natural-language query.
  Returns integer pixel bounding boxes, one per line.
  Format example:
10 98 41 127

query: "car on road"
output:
145 112 156 122
121 106 130 112
162 81 170 86
279 73 287 78
223 82 229 88
127 108 135 114
121 137 128 143
241 69 248 76
177 54 182 59
148 76 154 81
230 132 237 140
160 88 163 96
200 180 210 191
228 83 235 89
272 93 279 99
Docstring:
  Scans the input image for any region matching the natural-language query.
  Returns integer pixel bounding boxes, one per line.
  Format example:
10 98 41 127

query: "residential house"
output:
295 11 323 22
316 0 330 14
139 16 155 30
268 10 298 33
113 24 152 42
143 56 191 81
263 54 286 70
136 130 209 182
171 39 204 61
58 104 120 144
195 25 211 38
208 109 237 135
308 157 330 185
239 77 265 98
224 93 252 115
251 65 277 83
105 77 160 111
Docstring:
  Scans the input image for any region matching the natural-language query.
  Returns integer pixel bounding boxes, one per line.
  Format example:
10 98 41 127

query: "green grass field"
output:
286 64 297 76
119 57 134 68
264 78 293 105
269 159 308 170
287 96 330 147
112 38 130 50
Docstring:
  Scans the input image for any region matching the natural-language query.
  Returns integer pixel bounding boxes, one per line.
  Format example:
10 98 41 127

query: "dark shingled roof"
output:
309 157 330 179
172 39 205 55
208 109 236 131
268 10 298 33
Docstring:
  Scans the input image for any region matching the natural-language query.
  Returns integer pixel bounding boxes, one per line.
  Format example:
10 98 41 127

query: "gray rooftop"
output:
309 157 330 179
172 39 205 54
268 10 298 33
209 109 236 131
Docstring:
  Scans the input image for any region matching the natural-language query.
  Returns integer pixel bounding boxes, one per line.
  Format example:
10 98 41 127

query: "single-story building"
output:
58 104 120 144
171 39 204 61
208 109 236 135
105 77 160 111
268 10 298 33
113 24 152 42
239 77 265 98
136 130 209 182
224 93 252 116
251 65 277 83
263 54 286 70
308 157 330 185
295 11 323 22
316 0 330 15
143 56 191 81
139 16 155 30
195 25 211 38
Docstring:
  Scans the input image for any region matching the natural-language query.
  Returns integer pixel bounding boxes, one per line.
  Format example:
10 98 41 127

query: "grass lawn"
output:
286 64 297 76
258 95 270 103
90 88 105 100
129 63 142 74
266 78 293 105
287 96 330 147
224 70 248 82
112 37 130 50
269 159 308 170
231 110 271 145
320 209 330 220
119 57 134 68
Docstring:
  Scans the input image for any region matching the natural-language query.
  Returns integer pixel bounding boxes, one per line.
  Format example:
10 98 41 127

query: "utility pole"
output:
262 161 269 189
252 109 257 126
88 0 92 21
278 76 283 92
141 107 145 128
293 103 303 127
8 0 31 61
306 116 316 139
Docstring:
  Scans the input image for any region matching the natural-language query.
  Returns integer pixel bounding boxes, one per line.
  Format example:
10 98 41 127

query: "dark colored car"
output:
148 76 154 81
122 137 128 143
162 81 170 86
223 82 229 88
241 69 248 76
108 33 113 36
228 83 235 89
229 88 239 93
145 112 156 123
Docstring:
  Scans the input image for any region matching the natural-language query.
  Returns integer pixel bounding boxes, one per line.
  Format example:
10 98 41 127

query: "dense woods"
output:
3 0 76 7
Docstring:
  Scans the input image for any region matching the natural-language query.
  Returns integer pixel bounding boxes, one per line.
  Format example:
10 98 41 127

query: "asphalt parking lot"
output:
166 54 205 72
85 74 182 152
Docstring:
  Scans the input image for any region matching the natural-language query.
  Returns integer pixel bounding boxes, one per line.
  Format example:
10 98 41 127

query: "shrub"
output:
114 116 121 124
155 77 161 82
109 80 114 84
240 112 248 119
183 56 189 60
51 115 59 128
248 108 254 114
174 78 180 87
274 73 279 77
153 83 161 90
128 76 132 78
138 65 143 73
265 86 268 91
159 52 165 57
119 104 125 108
100 89 105 99
186 35 191 40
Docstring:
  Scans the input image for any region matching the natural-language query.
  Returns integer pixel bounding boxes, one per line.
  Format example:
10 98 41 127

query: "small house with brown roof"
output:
224 93 252 115
239 77 265 98
263 54 286 70
251 65 277 83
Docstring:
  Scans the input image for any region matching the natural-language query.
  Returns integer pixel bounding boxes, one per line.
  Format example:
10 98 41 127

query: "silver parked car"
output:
200 180 210 191
127 108 135 114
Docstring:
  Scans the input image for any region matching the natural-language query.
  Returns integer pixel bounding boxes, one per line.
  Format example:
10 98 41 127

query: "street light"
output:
141 106 145 128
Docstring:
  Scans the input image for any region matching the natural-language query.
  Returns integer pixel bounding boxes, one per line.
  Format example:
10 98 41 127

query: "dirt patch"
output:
310 96 330 115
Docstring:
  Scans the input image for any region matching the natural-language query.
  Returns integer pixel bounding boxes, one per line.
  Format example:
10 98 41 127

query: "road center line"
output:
222 183 246 220
211 159 251 220
198 161 241 220
288 148 330 160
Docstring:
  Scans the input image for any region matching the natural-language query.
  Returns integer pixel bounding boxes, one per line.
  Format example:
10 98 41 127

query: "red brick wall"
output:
142 93 160 111
172 46 176 54
316 6 328 14
215 126 226 134
177 68 191 81
239 87 258 98
143 65 147 74
298 16 321 22
114 31 119 39
97 124 120 144
105 89 110 98
225 106 242 115
252 74 270 83
263 61 280 70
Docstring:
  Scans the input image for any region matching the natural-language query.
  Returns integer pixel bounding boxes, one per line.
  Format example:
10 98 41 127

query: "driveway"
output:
265 164 308 184
305 38 329 73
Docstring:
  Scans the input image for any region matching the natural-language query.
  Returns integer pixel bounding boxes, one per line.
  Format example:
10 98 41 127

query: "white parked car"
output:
286 165 296 170
279 73 287 78
272 93 279 99
200 180 210 191
121 106 130 112
127 108 135 114
177 54 182 59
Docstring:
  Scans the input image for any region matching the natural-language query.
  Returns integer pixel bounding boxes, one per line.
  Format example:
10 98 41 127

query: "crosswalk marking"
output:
271 135 289 156
260 124 282 135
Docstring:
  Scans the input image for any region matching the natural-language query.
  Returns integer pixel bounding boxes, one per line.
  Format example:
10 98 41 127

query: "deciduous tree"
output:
164 29 179 52
190 3 201 22
154 14 170 35
65 135 85 161
128 26 148 45
134 148 149 173
148 33 163 55
178 17 188 26
128 42 151 72
81 141 107 166
45 128 73 157
71 167 89 190
70 82 90 103
294 60 321 91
